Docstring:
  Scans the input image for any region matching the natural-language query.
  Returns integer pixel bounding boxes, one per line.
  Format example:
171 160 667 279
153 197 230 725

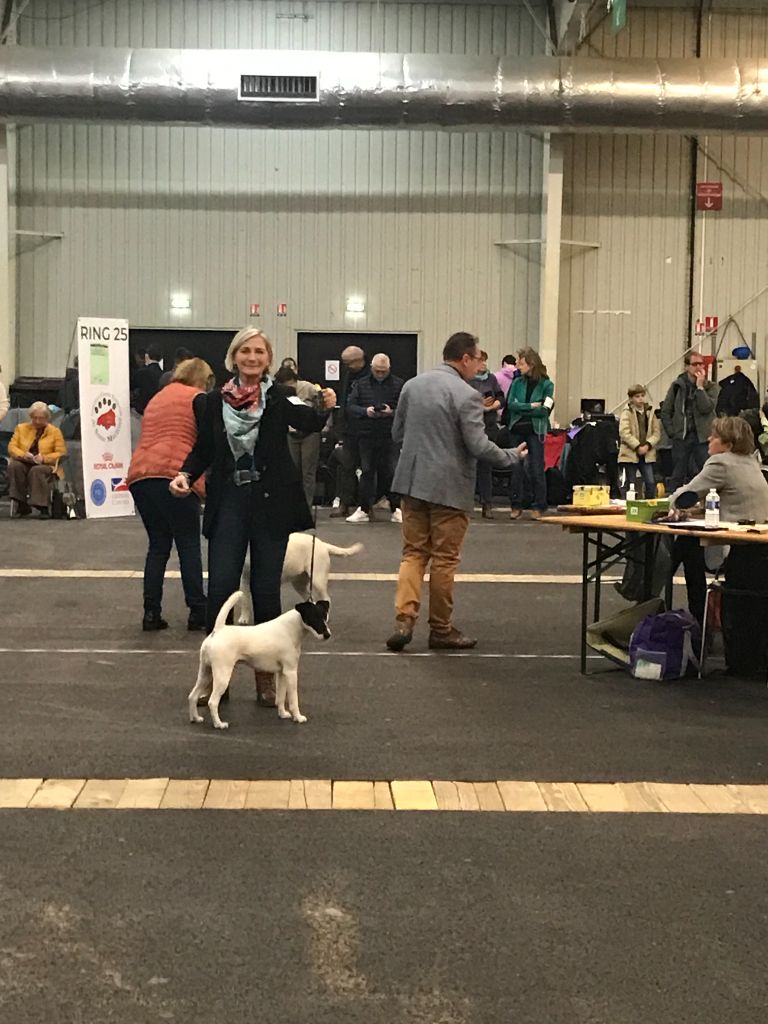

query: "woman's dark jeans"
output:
670 535 707 625
206 480 288 633
130 477 206 617
508 431 547 511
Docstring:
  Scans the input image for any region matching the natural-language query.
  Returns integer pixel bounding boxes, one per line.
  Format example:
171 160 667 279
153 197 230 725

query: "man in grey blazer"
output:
386 332 527 651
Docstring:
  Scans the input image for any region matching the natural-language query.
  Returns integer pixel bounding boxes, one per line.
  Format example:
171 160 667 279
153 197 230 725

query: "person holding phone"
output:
345 353 404 523
505 347 554 521
467 350 504 518
661 351 720 493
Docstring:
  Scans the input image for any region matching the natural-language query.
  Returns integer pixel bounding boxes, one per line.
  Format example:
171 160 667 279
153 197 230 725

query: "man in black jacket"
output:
329 345 368 518
345 353 404 523
135 343 164 414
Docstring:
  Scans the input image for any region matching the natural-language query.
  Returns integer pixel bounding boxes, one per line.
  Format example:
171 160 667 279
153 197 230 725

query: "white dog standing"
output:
188 591 331 730
238 533 363 623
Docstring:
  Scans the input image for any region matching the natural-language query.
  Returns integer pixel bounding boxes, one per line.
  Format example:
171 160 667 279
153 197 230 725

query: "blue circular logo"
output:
90 479 107 507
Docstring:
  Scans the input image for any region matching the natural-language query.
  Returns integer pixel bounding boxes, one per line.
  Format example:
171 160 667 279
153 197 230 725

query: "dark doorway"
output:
130 328 236 386
296 332 419 395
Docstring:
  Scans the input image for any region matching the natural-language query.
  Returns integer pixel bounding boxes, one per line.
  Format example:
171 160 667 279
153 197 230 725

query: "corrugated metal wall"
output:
15 0 545 375
692 7 768 389
559 2 768 421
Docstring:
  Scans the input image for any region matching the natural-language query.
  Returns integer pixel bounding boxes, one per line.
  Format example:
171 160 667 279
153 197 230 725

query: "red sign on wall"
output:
705 315 719 333
277 303 288 317
696 182 723 211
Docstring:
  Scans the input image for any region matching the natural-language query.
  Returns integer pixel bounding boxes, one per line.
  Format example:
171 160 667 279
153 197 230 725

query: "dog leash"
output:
308 492 318 604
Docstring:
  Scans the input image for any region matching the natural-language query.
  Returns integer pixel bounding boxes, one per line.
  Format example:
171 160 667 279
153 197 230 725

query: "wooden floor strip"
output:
27 778 86 810
391 780 438 811
333 781 375 810
497 781 548 812
1 778 767 813
0 778 44 808
373 781 394 810
160 779 210 810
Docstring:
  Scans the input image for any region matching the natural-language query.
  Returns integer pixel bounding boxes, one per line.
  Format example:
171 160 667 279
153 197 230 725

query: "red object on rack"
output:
544 432 568 471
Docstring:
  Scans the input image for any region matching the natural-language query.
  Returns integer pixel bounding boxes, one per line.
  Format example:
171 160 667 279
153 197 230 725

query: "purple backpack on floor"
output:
628 610 701 681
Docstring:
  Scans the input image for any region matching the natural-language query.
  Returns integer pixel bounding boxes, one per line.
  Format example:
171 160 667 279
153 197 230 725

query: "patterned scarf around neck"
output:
221 376 272 459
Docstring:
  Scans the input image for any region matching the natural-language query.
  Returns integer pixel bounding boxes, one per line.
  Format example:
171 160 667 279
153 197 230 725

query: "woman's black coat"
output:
181 384 325 538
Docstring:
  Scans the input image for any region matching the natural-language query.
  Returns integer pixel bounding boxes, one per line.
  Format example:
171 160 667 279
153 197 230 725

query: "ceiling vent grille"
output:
239 74 318 102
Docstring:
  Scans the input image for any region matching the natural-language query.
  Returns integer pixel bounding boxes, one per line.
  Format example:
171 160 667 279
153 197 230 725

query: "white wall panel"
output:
15 0 544 375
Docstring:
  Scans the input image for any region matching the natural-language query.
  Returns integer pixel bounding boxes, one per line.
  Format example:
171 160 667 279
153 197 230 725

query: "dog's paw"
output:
292 713 308 724
213 720 230 730
189 713 204 724
277 707 292 720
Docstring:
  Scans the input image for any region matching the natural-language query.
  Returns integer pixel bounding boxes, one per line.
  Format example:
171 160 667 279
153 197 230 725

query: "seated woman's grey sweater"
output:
671 451 768 523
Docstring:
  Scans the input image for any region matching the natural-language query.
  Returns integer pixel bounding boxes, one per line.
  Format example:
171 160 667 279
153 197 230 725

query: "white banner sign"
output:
77 316 134 519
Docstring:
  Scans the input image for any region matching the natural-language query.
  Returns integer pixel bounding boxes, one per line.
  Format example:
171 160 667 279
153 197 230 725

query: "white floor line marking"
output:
0 569 687 585
0 647 597 659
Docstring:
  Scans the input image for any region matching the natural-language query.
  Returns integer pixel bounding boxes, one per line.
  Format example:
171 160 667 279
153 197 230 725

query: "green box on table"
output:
625 497 670 523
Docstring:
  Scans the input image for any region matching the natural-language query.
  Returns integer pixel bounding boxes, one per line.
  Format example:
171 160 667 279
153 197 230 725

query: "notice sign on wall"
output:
77 316 134 519
696 182 723 211
324 360 340 381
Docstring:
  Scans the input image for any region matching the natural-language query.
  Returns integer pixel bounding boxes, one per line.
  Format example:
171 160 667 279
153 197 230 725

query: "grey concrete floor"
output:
1 507 767 1022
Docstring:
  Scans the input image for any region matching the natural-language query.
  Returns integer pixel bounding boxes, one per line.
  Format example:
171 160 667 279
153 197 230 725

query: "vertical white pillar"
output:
0 125 12 383
539 134 564 385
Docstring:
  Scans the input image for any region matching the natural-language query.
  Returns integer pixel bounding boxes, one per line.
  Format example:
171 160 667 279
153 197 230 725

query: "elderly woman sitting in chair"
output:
8 401 67 517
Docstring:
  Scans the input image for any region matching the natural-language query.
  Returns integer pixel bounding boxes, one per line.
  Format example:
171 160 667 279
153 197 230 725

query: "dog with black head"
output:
188 591 331 730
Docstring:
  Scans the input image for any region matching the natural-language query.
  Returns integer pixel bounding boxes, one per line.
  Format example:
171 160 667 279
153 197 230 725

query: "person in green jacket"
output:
505 347 554 520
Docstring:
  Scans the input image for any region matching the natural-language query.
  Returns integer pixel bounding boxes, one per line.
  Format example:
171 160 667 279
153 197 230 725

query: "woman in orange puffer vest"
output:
127 358 214 632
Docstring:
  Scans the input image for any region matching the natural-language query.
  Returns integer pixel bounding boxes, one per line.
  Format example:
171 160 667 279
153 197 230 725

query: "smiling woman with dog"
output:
170 327 335 706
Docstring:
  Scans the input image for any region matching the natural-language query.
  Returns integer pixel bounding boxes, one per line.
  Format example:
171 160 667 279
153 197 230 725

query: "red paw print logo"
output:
91 394 122 443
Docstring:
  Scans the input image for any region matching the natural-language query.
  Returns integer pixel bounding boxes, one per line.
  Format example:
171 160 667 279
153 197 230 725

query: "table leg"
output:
594 530 603 622
665 552 674 610
643 534 655 601
581 530 590 675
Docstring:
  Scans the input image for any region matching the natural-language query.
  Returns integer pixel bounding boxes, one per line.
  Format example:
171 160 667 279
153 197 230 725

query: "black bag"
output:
50 485 67 519
545 467 569 506
615 535 672 603
722 547 768 677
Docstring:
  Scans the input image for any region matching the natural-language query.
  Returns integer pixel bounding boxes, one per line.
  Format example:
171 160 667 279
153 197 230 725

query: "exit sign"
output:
611 0 627 34
696 182 723 211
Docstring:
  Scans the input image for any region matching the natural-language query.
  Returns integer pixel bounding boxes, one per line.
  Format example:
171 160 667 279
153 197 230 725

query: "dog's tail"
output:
213 591 244 632
323 542 364 558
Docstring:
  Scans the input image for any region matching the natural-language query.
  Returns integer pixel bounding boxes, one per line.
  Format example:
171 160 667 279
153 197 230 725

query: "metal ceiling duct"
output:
0 47 767 133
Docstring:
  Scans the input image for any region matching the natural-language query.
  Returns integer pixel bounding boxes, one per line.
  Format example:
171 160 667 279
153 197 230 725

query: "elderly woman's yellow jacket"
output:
8 422 67 477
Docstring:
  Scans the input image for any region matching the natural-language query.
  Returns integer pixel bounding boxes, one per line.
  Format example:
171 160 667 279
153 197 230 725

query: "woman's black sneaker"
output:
142 612 169 632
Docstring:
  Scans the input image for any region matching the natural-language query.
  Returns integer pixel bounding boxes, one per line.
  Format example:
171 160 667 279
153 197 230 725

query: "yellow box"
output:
626 498 670 523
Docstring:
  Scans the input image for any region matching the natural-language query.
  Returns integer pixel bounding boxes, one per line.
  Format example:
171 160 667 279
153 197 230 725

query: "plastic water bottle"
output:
705 488 720 527
626 483 636 503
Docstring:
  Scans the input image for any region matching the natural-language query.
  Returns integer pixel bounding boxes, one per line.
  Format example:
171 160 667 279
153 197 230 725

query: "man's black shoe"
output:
385 628 413 652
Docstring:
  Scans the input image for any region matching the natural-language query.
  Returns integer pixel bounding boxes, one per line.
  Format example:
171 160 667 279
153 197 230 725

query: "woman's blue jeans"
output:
205 480 288 634
508 432 547 511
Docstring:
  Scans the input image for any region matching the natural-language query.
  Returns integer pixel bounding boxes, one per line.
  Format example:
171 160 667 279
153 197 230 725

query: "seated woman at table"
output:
669 416 768 653
7 401 67 517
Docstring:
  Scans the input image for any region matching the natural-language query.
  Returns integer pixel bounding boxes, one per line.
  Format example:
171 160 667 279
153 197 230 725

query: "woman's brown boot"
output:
254 670 276 707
